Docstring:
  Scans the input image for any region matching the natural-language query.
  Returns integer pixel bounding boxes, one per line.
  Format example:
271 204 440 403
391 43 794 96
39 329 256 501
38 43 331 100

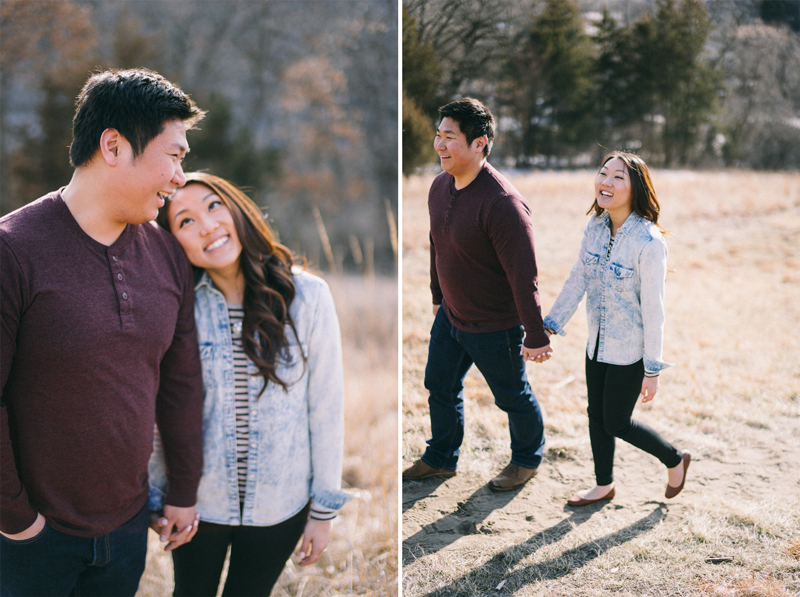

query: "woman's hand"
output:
150 506 200 551
640 376 659 403
298 519 332 566
521 345 553 364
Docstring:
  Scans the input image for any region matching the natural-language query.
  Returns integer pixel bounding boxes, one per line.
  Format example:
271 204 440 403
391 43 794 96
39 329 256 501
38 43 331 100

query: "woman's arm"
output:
543 223 591 335
639 237 672 376
305 279 353 513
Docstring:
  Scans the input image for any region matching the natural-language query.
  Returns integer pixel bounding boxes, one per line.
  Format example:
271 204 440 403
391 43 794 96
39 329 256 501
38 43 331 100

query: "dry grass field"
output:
402 169 800 596
137 273 398 596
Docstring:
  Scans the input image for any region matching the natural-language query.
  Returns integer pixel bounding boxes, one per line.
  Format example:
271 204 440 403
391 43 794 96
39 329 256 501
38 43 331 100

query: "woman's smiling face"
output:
167 182 243 277
595 157 633 216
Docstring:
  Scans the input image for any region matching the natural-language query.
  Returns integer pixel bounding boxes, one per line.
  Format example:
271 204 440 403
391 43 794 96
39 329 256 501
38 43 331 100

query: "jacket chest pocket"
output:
273 341 307 391
584 252 601 279
610 264 634 292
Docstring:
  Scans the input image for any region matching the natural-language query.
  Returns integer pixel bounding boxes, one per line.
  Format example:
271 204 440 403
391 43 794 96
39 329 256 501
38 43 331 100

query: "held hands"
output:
298 519 331 567
0 512 46 540
149 505 199 551
640 376 659 403
521 344 553 364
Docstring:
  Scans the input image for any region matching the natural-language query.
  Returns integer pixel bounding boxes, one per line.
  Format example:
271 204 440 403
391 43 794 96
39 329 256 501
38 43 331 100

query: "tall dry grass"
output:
138 273 398 596
402 168 800 596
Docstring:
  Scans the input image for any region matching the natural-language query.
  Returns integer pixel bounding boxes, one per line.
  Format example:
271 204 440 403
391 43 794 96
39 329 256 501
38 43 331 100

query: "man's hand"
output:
298 519 332 566
432 304 440 316
155 505 199 551
521 344 553 363
0 512 46 541
640 376 659 403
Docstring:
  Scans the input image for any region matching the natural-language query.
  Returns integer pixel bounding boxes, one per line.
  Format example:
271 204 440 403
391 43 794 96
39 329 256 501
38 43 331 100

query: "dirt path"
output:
403 409 800 595
401 170 800 596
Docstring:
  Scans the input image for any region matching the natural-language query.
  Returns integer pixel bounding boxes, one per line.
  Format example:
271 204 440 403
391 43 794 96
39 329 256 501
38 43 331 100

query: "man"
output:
0 68 206 595
403 98 552 491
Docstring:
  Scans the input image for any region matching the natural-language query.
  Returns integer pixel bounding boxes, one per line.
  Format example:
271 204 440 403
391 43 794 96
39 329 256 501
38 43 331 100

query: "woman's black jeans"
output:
171 501 310 596
585 351 682 486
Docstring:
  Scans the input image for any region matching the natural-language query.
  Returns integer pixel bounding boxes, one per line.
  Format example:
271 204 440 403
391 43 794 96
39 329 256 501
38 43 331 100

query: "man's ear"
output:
473 135 488 154
99 128 123 165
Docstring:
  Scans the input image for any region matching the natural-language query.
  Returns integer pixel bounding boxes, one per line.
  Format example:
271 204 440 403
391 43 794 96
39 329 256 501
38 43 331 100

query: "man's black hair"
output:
438 98 495 157
69 68 205 167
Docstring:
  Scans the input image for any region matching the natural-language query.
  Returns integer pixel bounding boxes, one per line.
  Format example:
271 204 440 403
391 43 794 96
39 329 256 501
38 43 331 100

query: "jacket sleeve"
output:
639 237 673 374
147 427 167 512
306 281 353 511
543 222 591 335
0 238 39 534
154 251 204 508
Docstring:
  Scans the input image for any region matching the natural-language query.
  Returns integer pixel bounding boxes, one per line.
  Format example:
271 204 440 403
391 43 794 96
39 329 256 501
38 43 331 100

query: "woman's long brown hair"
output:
157 172 303 395
587 151 666 233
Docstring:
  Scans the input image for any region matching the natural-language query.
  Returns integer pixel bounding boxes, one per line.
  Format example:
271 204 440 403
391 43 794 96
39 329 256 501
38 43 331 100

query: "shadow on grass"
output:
402 476 454 513
418 504 667 596
403 483 529 566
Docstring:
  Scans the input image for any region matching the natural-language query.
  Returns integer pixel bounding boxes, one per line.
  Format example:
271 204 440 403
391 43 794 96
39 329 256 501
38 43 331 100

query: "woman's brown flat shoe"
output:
567 487 615 507
665 452 691 499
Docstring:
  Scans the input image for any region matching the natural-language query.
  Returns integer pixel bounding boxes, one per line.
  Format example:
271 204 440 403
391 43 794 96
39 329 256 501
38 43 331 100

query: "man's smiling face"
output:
433 117 484 181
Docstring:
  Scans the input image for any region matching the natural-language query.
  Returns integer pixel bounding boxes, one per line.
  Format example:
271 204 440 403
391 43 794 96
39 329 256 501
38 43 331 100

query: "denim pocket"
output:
585 252 601 278
275 341 307 389
610 263 634 292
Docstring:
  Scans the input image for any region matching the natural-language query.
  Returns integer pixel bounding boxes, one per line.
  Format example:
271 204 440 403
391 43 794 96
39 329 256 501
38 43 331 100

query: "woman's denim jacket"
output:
149 269 352 525
543 212 673 375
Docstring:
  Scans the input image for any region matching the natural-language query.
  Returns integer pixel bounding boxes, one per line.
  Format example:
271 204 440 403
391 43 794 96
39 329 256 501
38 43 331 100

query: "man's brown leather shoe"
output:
488 463 538 491
402 459 456 481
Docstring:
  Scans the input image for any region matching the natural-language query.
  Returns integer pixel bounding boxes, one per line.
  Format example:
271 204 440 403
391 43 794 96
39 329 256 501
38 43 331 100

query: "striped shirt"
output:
227 304 337 521
228 305 250 504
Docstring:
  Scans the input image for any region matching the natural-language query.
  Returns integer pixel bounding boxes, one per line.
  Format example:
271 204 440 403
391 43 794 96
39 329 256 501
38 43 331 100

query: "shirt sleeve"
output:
486 195 550 349
429 232 442 306
306 281 353 511
154 251 204 508
0 237 39 534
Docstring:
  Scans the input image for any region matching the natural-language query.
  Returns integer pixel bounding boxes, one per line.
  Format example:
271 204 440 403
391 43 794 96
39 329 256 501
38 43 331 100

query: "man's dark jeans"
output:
0 502 148 597
421 308 545 471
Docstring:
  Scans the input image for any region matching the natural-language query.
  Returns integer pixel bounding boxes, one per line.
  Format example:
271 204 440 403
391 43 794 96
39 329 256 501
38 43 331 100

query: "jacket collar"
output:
195 270 215 292
599 210 644 236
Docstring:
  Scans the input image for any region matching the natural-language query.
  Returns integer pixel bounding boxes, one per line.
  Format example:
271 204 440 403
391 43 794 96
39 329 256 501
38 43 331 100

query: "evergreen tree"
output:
515 0 595 160
402 92 437 175
651 0 722 165
402 6 440 171
402 6 442 118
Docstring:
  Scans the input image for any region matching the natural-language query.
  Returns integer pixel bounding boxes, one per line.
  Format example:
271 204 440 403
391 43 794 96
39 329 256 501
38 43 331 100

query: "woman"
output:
149 172 351 595
543 151 689 507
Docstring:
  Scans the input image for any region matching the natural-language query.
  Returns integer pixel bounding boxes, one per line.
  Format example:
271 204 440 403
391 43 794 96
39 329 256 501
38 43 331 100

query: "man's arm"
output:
0 237 41 536
429 232 443 311
487 195 551 351
153 251 204 549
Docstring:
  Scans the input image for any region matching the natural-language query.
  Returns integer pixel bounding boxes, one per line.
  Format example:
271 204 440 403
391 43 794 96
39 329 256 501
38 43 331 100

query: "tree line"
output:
1 0 398 274
403 0 800 172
